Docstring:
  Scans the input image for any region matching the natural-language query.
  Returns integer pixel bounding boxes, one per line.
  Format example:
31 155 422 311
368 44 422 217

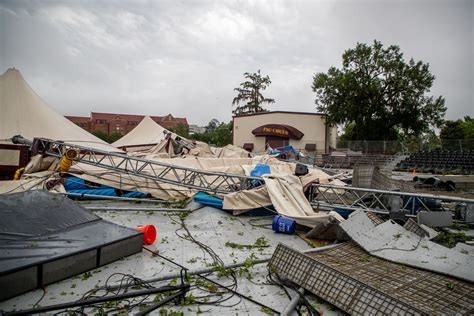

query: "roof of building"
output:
91 112 144 121
150 115 188 126
233 110 326 118
90 112 188 125
65 115 90 123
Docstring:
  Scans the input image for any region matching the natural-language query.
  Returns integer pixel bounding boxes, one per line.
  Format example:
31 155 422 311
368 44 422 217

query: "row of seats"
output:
395 149 474 174
317 154 393 168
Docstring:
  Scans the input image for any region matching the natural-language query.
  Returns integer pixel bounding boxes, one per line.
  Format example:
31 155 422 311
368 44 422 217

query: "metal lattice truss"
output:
33 138 261 194
310 184 474 215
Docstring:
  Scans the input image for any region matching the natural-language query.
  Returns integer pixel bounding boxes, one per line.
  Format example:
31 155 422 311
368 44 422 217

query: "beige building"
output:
233 111 336 153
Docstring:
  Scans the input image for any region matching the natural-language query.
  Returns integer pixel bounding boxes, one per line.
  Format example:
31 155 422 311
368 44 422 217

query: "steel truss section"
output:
32 138 261 194
309 184 474 215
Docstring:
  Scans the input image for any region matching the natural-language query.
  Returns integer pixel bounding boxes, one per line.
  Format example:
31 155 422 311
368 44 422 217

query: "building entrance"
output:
265 136 289 149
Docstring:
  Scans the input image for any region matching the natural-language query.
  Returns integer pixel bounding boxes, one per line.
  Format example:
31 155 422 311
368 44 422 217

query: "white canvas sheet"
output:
0 68 119 152
112 116 167 148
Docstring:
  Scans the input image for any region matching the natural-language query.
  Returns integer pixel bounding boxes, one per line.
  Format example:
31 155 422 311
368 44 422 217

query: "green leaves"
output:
440 117 474 140
189 120 232 147
313 40 446 140
232 70 275 115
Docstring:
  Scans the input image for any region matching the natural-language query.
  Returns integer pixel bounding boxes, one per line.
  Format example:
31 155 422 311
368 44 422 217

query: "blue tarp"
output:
269 145 302 158
65 176 149 199
193 192 277 216
64 176 113 190
122 191 150 198
250 164 271 177
194 192 224 209
250 164 270 188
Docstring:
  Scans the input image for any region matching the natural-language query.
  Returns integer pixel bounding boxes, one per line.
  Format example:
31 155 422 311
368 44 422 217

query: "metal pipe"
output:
57 192 177 204
83 206 191 212
281 287 305 316
4 284 190 315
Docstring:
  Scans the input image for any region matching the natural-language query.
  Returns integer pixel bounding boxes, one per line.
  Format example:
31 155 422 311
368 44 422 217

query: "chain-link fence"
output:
337 139 474 155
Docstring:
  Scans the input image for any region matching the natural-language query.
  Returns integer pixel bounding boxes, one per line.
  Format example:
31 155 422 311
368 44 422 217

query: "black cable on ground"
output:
4 285 189 315
134 288 189 316
143 247 279 314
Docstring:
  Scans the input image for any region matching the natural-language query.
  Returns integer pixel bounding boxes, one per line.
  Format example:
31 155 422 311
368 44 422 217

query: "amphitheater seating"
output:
395 149 474 175
317 153 393 168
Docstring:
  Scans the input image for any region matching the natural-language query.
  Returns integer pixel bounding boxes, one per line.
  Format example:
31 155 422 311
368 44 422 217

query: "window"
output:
243 143 254 151
305 144 316 151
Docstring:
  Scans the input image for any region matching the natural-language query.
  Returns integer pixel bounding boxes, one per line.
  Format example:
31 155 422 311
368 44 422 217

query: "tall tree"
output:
205 118 220 133
312 40 446 140
232 70 275 115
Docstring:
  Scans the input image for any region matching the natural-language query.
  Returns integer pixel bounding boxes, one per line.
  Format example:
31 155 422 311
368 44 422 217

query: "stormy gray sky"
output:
1 0 472 126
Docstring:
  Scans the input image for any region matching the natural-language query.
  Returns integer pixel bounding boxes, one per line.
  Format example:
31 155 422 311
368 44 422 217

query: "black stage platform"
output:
0 191 143 301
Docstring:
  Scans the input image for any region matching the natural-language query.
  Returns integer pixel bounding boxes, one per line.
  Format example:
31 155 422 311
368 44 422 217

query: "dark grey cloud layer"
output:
1 0 472 125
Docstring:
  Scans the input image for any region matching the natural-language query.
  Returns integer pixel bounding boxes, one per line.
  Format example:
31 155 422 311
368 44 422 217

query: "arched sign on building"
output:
251 124 304 140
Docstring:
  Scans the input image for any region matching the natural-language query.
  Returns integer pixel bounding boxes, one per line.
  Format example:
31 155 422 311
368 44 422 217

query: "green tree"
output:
461 116 474 139
312 40 446 141
440 120 465 140
337 122 356 147
169 123 189 138
210 122 232 146
92 131 123 144
189 120 233 147
107 132 123 143
232 70 275 116
206 118 220 133
92 131 109 142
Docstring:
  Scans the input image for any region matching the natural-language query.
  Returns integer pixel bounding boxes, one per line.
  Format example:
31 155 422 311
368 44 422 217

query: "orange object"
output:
134 225 156 245
412 169 417 176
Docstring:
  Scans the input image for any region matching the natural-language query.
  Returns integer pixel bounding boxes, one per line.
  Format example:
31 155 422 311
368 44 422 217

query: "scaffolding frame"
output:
30 137 261 194
309 184 474 215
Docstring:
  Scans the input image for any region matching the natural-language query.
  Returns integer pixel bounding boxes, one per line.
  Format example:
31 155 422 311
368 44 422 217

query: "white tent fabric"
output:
0 68 119 152
112 116 168 149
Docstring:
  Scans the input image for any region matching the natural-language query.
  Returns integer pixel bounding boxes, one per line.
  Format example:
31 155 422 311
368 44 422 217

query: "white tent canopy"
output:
0 68 119 152
112 116 167 148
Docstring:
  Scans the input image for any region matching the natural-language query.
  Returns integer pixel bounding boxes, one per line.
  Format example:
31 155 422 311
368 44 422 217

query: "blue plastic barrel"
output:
272 215 296 234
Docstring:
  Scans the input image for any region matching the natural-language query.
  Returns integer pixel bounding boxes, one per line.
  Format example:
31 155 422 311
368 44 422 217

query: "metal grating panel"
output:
403 218 428 237
366 211 385 226
269 243 474 315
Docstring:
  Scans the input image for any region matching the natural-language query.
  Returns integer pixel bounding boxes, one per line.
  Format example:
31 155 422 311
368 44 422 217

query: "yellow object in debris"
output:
13 167 25 180
60 149 79 172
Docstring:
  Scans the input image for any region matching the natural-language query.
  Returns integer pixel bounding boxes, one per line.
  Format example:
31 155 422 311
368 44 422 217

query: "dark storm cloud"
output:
0 0 472 125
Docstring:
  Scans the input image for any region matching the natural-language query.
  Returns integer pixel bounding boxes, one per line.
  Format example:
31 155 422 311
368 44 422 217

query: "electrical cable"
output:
143 247 279 314
5 285 189 315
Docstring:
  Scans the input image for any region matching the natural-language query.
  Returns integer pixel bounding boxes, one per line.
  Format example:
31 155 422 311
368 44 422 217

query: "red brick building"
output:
65 112 188 136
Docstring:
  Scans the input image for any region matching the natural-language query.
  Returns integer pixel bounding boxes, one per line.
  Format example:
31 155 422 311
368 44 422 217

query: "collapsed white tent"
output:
0 68 119 152
112 116 168 149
